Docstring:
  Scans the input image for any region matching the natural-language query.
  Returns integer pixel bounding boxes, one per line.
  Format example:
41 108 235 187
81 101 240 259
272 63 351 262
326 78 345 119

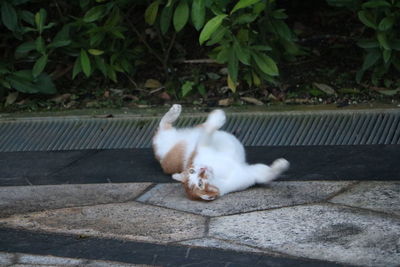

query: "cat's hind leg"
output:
249 158 290 184
159 104 182 130
203 109 226 133
197 109 226 147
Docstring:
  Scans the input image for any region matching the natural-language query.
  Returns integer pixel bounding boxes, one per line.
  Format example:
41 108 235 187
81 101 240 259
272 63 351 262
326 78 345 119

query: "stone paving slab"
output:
209 204 400 267
330 181 400 216
138 182 354 216
0 183 151 218
0 202 205 243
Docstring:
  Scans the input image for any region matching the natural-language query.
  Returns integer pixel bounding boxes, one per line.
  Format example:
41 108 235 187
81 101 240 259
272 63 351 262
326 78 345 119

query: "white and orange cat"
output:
152 104 289 201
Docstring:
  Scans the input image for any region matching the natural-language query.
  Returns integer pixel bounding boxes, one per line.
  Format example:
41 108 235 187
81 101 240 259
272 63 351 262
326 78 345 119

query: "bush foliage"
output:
0 0 399 99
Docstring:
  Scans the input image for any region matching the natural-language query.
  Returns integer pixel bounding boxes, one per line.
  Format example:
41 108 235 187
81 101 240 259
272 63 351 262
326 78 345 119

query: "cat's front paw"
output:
206 109 226 130
271 158 290 173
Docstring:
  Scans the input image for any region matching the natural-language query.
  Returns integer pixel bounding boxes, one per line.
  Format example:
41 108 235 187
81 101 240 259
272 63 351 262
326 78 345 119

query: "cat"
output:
152 104 289 201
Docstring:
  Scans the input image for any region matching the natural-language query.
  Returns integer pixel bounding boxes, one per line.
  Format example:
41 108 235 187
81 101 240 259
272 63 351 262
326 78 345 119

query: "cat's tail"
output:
159 104 182 130
249 158 290 184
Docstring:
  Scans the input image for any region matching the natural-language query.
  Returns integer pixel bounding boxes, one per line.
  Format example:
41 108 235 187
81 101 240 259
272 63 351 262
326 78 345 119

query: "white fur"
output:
153 104 290 198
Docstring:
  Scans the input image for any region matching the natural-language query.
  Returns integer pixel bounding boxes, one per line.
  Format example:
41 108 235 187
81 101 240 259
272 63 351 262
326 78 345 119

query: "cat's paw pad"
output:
206 109 226 129
271 158 290 173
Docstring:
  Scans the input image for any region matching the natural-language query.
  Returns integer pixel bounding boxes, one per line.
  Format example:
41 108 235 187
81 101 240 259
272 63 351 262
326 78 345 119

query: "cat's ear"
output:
172 173 186 182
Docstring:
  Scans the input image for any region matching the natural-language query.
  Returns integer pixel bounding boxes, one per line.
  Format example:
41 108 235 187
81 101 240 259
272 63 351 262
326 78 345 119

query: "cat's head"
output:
172 165 220 201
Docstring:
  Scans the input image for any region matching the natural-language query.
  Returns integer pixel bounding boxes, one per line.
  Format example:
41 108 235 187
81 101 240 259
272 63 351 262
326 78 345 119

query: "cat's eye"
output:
198 179 203 188
189 168 195 174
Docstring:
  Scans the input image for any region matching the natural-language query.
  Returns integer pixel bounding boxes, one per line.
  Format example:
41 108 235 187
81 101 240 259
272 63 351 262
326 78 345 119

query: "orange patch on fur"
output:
160 141 186 174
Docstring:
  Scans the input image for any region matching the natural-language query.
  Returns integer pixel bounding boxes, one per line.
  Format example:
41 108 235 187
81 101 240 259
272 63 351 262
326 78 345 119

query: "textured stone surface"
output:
0 252 149 267
137 182 353 216
0 202 205 243
330 182 400 216
0 183 151 217
17 253 83 265
178 238 264 253
209 204 400 267
0 252 14 265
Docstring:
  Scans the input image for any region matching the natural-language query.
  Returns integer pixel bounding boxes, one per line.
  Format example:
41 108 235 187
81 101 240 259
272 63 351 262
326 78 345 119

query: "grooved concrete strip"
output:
209 204 400 267
1 109 399 152
137 182 354 216
330 181 400 216
0 183 152 218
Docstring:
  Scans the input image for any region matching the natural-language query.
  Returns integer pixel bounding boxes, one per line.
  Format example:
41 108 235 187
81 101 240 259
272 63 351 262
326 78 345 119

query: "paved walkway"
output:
0 108 400 266
1 179 400 266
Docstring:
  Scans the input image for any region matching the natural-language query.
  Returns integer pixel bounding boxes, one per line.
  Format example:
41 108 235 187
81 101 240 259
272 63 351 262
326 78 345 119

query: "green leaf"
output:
357 39 379 49
84 5 106 22
199 14 227 45
231 0 260 14
227 75 237 92
358 10 377 29
80 49 91 77
1 1 18 31
234 40 250 65
362 0 391 8
15 41 36 54
145 0 160 25
378 16 394 31
361 49 380 70
228 48 239 83
7 70 56 94
383 49 391 63
251 45 272 51
173 0 189 32
181 81 194 97
377 89 400 96
95 56 108 77
160 4 173 34
35 36 46 54
192 0 205 30
252 52 279 76
197 83 206 96
20 10 35 26
35 8 47 34
32 54 48 78
52 24 70 43
72 57 82 79
88 49 104 55
377 32 390 50
233 13 257 25
272 20 292 41
206 26 227 46
272 9 288 19
47 40 71 49
216 46 229 63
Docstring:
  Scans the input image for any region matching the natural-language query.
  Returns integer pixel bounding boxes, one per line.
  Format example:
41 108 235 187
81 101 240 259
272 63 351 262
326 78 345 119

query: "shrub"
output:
328 0 400 85
145 0 300 93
